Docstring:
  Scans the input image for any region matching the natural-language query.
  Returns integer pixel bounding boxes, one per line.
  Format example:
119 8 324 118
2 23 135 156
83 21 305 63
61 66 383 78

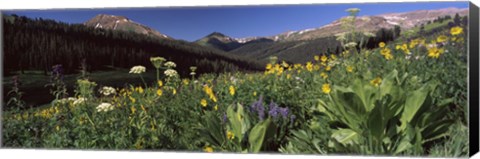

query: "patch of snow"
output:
298 28 314 34
113 20 119 30
95 23 102 29
383 16 407 21
386 21 399 25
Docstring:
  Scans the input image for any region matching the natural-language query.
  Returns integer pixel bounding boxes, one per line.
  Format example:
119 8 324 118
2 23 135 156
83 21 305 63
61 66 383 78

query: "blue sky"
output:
3 1 468 41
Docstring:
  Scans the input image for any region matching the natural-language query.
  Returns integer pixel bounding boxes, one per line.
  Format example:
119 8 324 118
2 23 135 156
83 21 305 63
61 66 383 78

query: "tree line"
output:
3 15 264 77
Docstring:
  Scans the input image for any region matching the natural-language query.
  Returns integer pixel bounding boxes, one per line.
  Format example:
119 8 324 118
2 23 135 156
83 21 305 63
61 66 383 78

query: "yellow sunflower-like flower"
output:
325 66 332 71
306 62 314 72
156 89 163 96
436 35 448 43
371 77 382 87
227 131 235 140
322 83 331 94
379 42 386 48
427 47 444 59
229 85 235 96
200 99 208 107
204 146 213 153
320 72 328 79
450 26 463 36
321 55 328 62
346 65 354 73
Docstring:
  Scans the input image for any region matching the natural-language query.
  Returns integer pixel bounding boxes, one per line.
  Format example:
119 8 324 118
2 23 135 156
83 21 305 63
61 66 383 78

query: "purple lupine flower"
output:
268 102 280 119
250 95 265 120
257 104 265 121
279 107 289 119
222 112 228 124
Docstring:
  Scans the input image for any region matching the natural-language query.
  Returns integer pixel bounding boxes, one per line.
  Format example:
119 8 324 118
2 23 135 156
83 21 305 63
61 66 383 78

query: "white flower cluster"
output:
129 66 146 74
345 42 357 48
55 97 76 104
150 57 166 63
164 69 178 77
164 61 176 68
100 86 116 96
73 97 87 106
96 103 114 112
54 97 87 106
150 57 166 69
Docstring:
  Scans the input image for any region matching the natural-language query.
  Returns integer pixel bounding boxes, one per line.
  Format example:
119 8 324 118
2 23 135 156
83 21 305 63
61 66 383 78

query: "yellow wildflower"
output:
306 62 314 72
346 66 354 73
129 96 136 103
172 89 177 95
183 79 189 85
379 42 386 48
321 55 328 62
157 80 163 87
266 63 273 70
253 91 257 97
56 125 60 131
330 54 337 60
314 55 320 61
371 77 382 87
320 72 328 79
322 84 331 94
325 66 331 71
450 26 463 36
437 35 448 43
395 45 401 50
204 146 213 153
136 87 144 94
214 105 218 111
201 99 208 107
427 47 444 59
227 131 235 140
380 48 393 60
229 85 235 96
156 89 163 96
130 106 136 114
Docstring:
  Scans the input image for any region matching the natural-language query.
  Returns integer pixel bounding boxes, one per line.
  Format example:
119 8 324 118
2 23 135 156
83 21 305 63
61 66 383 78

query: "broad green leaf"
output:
393 139 412 155
331 128 360 146
351 79 375 112
400 84 432 130
367 102 385 140
227 104 243 141
248 118 271 153
379 69 397 97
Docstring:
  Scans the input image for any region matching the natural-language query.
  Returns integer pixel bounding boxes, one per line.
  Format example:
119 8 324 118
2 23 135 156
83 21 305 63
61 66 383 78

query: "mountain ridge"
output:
84 14 171 40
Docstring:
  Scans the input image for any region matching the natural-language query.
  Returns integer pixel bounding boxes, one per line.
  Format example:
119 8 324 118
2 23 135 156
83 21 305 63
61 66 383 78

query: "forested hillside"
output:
3 15 264 77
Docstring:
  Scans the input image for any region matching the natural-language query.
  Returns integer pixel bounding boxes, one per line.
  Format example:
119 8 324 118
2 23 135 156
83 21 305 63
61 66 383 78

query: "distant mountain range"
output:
81 7 468 63
84 14 170 39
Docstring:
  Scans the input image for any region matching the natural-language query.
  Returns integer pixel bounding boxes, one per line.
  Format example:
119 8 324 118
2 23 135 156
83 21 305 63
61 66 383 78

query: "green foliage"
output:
316 70 453 155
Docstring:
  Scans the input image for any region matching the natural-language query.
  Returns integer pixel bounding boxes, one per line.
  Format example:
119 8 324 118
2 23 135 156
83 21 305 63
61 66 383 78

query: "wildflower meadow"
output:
2 8 469 157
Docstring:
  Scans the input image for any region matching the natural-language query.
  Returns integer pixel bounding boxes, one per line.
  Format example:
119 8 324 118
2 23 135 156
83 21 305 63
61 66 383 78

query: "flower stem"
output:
139 75 147 88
